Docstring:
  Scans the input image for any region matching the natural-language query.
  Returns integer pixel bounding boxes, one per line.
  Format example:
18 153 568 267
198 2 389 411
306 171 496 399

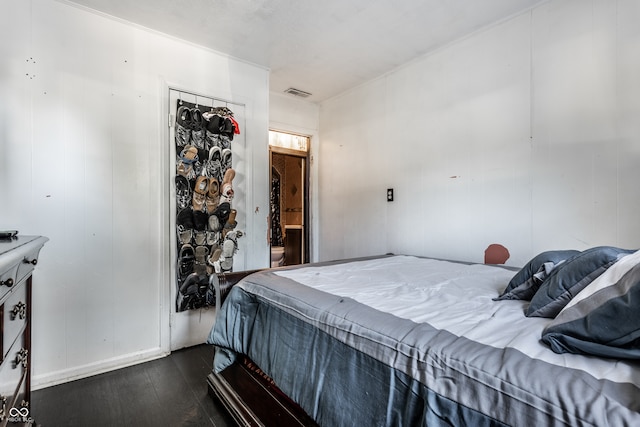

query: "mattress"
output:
208 255 640 426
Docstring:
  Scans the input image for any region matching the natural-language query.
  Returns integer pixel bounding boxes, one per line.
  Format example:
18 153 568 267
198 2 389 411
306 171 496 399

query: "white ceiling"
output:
63 0 545 103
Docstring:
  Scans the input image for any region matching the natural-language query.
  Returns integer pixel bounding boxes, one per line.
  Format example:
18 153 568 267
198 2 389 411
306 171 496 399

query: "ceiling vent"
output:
284 87 312 98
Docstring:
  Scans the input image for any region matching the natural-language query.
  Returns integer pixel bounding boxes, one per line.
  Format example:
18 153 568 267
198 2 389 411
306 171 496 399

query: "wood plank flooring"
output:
31 344 235 427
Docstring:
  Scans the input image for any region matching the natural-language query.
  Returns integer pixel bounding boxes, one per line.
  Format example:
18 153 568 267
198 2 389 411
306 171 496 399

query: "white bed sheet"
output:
275 255 640 386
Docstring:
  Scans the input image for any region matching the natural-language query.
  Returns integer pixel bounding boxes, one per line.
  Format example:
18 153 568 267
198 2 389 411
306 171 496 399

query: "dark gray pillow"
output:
526 246 635 318
494 250 579 301
541 256 640 359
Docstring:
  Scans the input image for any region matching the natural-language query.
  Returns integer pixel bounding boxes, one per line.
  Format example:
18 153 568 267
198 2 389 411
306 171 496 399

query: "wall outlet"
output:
387 188 394 202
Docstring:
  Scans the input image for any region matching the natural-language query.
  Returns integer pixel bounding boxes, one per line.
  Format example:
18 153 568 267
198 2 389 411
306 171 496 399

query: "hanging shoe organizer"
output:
173 97 244 312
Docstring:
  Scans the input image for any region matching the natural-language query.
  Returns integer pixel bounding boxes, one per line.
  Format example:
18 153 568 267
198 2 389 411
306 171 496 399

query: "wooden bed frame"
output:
207 270 319 427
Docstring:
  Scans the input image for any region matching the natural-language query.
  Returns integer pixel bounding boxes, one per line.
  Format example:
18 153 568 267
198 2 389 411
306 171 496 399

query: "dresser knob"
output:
1 278 13 287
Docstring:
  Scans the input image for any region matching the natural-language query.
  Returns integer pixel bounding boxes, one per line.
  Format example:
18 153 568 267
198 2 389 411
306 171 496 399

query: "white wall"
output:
269 93 320 261
0 0 269 387
270 93 320 136
318 0 640 267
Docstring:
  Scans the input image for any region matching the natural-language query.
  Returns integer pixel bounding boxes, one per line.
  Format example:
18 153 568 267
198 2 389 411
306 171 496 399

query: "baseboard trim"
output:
32 347 169 390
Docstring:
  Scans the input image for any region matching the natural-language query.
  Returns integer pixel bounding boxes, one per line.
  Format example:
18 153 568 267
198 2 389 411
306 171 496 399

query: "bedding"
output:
494 249 579 301
526 246 635 318
542 249 640 359
208 255 640 426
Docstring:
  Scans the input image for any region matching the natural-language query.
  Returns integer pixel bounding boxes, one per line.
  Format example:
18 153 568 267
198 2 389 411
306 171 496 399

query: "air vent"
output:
284 87 312 98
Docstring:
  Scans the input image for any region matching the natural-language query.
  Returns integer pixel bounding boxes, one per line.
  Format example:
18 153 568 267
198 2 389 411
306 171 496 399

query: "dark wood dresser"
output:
0 235 47 426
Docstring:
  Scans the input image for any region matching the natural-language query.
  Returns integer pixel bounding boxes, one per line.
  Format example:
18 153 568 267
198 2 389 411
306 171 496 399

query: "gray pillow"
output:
541 255 640 359
494 250 579 301
526 246 635 318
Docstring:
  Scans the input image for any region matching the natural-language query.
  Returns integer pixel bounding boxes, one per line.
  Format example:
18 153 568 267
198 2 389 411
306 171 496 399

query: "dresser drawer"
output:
1 372 28 426
14 247 42 287
0 333 26 399
1 285 28 363
0 333 27 426
0 266 18 302
0 236 44 302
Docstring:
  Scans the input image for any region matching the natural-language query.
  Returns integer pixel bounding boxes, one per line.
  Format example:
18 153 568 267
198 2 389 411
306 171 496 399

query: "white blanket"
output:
276 255 638 385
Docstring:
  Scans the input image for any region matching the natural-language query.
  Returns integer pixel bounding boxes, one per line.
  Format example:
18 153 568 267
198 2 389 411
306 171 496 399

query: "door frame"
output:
268 131 311 265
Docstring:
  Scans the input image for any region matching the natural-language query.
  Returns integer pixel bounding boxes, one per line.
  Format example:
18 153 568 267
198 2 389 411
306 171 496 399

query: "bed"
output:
206 251 640 426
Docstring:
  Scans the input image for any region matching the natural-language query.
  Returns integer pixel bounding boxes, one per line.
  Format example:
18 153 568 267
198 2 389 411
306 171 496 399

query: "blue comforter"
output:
208 258 640 426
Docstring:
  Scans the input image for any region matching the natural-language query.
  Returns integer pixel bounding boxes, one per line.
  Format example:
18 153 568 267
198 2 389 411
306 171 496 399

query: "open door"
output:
269 131 309 268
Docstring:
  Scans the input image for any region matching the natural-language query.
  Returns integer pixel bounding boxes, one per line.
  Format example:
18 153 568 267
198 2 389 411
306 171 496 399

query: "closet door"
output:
168 89 246 349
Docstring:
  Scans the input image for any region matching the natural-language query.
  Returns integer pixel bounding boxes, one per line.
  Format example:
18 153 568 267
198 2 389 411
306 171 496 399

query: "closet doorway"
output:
269 131 309 268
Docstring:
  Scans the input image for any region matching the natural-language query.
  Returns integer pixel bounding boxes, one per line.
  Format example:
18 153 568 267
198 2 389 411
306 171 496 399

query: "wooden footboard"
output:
207 356 318 427
211 269 265 312
209 269 317 426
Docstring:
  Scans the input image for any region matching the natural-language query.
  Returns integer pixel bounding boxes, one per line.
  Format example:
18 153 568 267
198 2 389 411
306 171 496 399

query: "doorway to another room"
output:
269 130 309 268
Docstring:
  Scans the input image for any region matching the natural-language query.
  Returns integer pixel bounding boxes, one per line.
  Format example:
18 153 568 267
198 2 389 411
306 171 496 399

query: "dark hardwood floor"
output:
31 344 235 427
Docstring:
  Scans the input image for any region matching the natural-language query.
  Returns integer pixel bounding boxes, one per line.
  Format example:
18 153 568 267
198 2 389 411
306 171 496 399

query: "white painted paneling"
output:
0 0 268 387
617 0 640 248
270 93 319 134
381 13 533 263
269 93 320 261
531 0 619 250
319 0 640 266
319 78 390 259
